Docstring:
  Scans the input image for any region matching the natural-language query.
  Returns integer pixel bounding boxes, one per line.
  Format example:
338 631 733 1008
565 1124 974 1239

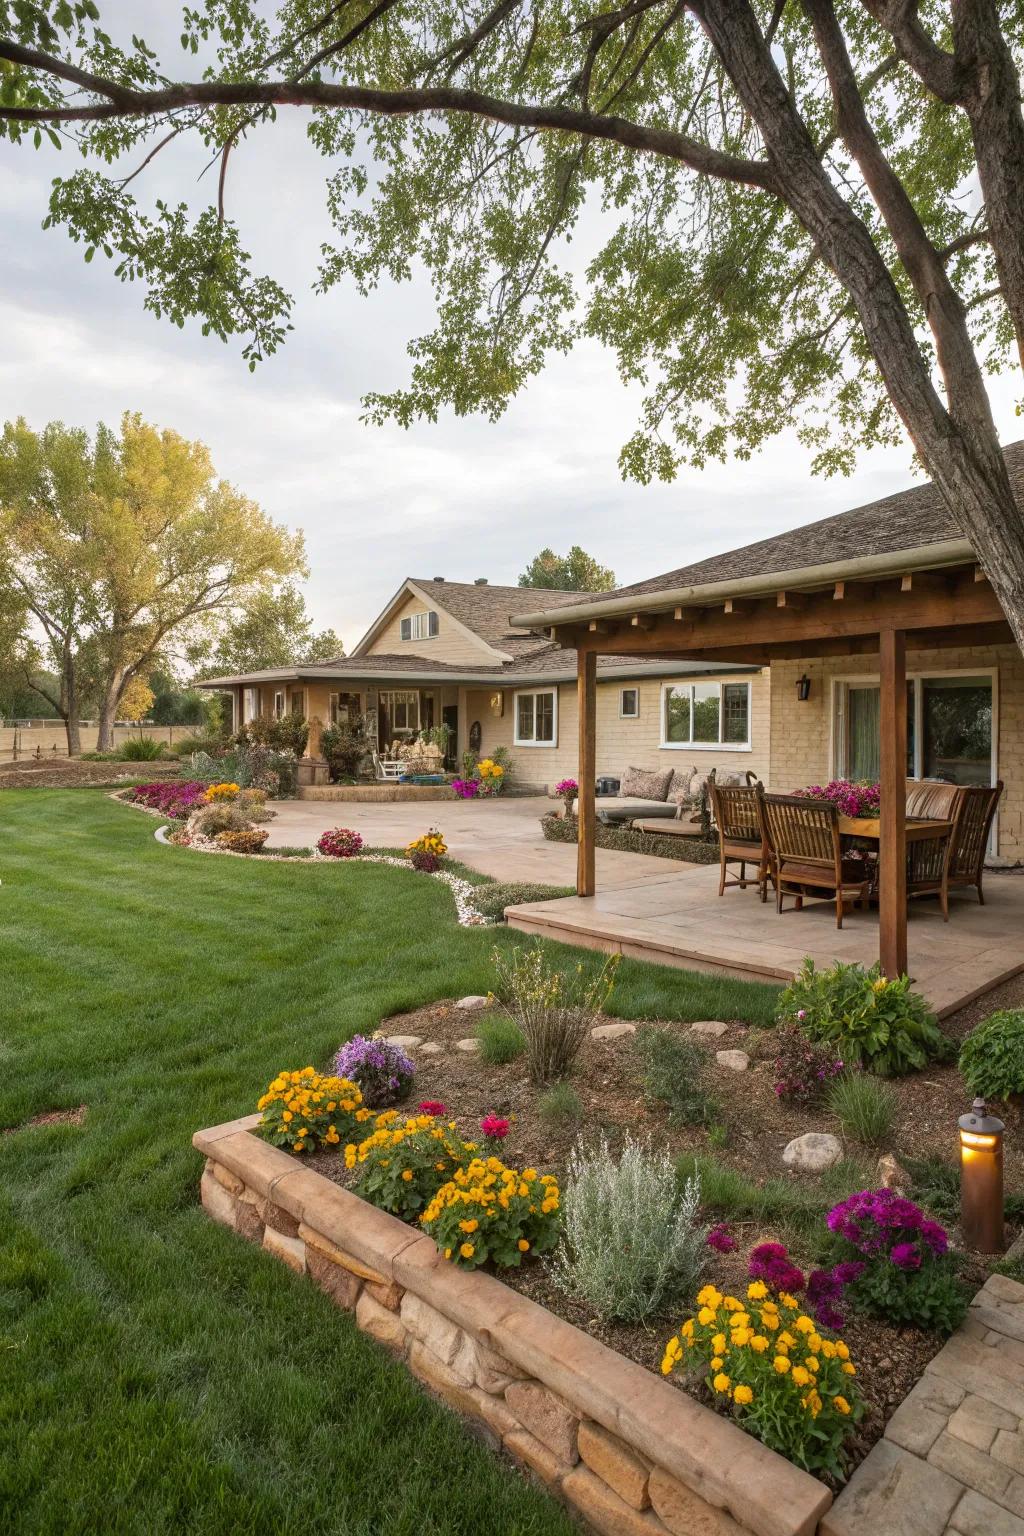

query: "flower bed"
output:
195 1113 832 1536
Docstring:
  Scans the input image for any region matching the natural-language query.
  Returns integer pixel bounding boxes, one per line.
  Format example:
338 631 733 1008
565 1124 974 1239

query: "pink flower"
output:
706 1223 736 1253
480 1113 510 1140
418 1101 447 1117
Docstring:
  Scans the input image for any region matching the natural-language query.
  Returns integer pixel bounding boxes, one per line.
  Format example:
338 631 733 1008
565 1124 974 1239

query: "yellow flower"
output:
517 1239 530 1252
779 1293 799 1311
731 1328 752 1347
835 1341 850 1360
773 1356 791 1374
697 1307 716 1326
791 1366 811 1388
733 1384 754 1406
712 1373 731 1394
459 1243 475 1259
805 1357 819 1374
444 1248 452 1259
842 1361 856 1377
722 1296 743 1312
833 1395 851 1415
820 1340 836 1359
680 1319 695 1341
697 1286 723 1309
710 1356 724 1371
750 1335 769 1354
760 1313 780 1332
712 1333 727 1355
401 1169 414 1182
794 1316 815 1335
459 1218 479 1233
747 1281 768 1301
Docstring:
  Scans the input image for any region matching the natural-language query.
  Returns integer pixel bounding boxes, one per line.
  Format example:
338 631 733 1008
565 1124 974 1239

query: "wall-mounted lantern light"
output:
958 1096 1005 1253
796 675 812 702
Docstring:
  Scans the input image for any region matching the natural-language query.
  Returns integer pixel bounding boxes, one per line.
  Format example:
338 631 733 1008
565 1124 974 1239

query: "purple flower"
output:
749 1242 805 1294
333 1034 416 1109
833 1261 866 1285
891 1242 923 1272
706 1223 737 1254
920 1220 948 1256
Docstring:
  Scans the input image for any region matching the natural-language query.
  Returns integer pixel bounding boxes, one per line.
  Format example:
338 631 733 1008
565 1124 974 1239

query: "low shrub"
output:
317 827 364 859
235 787 271 820
772 1022 845 1104
410 849 440 872
333 1034 415 1108
825 1189 968 1333
118 735 167 761
126 780 208 819
828 1072 895 1146
537 1082 583 1126
661 1283 862 1480
346 1112 472 1220
189 802 251 839
959 1009 1024 1102
778 958 953 1076
238 712 310 757
204 781 240 802
406 828 447 863
257 1067 372 1152
469 881 575 923
476 1013 526 1065
422 1158 561 1269
215 827 269 854
170 731 227 758
552 1135 706 1322
491 942 620 1084
635 1026 718 1126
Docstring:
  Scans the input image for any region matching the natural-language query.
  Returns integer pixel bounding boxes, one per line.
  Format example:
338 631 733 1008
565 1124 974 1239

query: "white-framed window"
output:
381 689 420 733
514 688 558 746
243 687 259 723
400 610 439 642
273 690 285 719
620 687 639 719
290 689 305 717
660 680 751 749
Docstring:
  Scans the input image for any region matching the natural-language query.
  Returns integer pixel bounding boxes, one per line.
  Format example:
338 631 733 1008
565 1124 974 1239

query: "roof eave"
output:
511 537 977 630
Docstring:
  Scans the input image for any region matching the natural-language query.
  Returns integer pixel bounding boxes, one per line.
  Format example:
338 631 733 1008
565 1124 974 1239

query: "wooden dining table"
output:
837 814 955 844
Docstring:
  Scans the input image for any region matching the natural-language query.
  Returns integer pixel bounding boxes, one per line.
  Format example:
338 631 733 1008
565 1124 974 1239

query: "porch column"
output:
577 649 597 897
879 628 908 977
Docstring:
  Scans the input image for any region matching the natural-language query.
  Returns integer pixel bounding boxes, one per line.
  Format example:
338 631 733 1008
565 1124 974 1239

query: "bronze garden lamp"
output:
958 1097 1005 1254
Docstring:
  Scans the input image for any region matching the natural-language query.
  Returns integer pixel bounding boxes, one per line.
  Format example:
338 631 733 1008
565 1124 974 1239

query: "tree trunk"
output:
95 676 125 754
59 649 81 757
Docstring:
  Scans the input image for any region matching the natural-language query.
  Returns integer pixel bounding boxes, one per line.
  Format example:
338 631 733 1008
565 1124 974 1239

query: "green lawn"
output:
0 790 778 1534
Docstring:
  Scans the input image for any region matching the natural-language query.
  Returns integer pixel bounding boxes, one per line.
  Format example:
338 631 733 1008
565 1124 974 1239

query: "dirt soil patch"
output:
303 994 1019 1475
3 1105 87 1135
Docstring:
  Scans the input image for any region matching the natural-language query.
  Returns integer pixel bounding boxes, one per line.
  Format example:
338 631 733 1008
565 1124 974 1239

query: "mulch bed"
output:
302 993 1020 1475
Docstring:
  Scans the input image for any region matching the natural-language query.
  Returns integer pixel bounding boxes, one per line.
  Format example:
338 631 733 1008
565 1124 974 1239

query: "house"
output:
510 440 1024 987
201 576 770 788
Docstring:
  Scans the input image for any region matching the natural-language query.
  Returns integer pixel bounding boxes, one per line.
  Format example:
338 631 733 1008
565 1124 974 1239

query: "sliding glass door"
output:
835 673 995 788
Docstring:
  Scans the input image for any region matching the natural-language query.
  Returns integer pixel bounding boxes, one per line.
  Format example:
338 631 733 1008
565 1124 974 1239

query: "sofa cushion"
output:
620 765 674 801
668 766 702 804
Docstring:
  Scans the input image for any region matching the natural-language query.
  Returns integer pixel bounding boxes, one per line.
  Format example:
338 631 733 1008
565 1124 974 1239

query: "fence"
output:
0 721 197 762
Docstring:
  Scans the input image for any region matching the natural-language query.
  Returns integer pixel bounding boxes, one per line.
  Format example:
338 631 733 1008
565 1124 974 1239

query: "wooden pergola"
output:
517 550 1010 978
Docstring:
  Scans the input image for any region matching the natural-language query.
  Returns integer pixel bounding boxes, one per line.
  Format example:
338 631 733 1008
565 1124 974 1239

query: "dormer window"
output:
400 610 439 641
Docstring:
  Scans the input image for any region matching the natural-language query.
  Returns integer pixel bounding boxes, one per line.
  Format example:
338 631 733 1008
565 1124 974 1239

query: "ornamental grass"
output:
662 1283 862 1481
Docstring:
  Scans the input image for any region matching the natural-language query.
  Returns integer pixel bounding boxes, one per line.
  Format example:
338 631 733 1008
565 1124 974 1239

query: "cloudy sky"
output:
2 6 1021 652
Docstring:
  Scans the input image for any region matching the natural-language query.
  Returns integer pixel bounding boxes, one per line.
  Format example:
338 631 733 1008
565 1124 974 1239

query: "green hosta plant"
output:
779 960 953 1077
959 1011 1024 1102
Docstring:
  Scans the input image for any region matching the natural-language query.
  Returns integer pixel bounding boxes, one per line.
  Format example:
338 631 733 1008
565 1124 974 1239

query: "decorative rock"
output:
648 1466 746 1535
400 1291 465 1369
208 1159 245 1196
263 1199 301 1239
782 1132 843 1172
234 1192 265 1244
355 1290 407 1353
577 1420 651 1510
715 1049 750 1072
690 1020 729 1038
200 1168 237 1230
306 1249 362 1310
930 1430 1015 1504
472 1339 529 1395
504 1381 580 1466
949 1396 1017 1455
262 1225 306 1274
387 1034 423 1050
456 995 490 1009
877 1151 912 1193
455 1038 481 1053
365 1277 404 1312
504 1428 569 1485
419 1042 443 1055
408 1340 479 1416
591 1022 637 1041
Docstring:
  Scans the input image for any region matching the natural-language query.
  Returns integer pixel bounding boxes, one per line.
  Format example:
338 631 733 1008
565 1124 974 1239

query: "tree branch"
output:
855 0 964 103
0 39 145 106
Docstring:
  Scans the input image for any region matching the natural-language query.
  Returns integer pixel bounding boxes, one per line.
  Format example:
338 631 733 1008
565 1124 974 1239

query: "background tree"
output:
115 675 155 722
519 546 615 592
202 586 343 675
3 5 1024 640
0 413 305 753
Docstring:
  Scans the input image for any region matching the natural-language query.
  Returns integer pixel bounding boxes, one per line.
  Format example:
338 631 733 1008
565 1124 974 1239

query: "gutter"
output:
197 658 756 691
510 537 977 630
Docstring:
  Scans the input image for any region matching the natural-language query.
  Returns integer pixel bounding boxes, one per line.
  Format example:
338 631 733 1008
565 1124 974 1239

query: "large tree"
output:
202 586 344 675
0 414 305 753
519 545 615 591
3 4 1024 641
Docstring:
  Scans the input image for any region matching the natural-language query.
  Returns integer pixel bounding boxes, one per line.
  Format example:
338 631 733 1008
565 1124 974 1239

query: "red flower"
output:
479 1114 510 1139
418 1101 447 1117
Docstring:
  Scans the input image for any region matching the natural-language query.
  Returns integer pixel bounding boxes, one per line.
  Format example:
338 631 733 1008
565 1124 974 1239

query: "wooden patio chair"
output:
709 781 771 901
947 781 1003 904
760 793 871 928
906 801 960 921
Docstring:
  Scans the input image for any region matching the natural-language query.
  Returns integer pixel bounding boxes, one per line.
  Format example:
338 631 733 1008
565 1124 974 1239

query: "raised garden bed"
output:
196 1112 832 1536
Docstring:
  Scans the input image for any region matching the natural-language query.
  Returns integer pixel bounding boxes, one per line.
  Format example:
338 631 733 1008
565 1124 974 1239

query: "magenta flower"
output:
706 1223 737 1254
418 1100 447 1117
479 1113 510 1140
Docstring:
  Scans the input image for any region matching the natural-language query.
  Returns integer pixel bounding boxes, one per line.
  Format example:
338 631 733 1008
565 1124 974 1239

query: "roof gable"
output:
350 577 590 660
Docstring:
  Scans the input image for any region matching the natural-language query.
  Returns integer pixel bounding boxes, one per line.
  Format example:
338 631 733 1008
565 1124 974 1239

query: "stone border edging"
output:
195 1115 831 1536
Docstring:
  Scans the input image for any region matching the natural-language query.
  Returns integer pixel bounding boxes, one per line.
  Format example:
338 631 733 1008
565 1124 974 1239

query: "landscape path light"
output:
958 1096 1005 1254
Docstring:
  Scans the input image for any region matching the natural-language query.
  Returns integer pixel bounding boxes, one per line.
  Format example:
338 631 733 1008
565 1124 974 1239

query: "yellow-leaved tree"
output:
0 413 305 754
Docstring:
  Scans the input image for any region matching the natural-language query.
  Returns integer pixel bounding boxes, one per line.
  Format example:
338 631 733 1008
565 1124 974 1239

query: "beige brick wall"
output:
769 644 1023 864
364 590 498 665
468 671 770 790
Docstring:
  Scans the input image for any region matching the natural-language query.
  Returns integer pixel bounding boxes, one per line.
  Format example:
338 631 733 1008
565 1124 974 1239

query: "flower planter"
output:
195 1114 832 1536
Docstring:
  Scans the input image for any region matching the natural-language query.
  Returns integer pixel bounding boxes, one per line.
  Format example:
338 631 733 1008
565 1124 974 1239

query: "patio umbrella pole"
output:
879 627 908 977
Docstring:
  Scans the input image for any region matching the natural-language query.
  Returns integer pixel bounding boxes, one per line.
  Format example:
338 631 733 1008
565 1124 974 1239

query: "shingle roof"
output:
605 440 1024 600
409 579 590 644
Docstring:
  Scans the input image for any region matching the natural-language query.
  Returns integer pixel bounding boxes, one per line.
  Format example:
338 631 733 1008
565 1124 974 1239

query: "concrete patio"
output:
505 862 1024 1017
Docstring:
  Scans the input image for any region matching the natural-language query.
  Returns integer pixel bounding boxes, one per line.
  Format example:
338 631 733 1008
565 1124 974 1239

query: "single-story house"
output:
201 576 770 789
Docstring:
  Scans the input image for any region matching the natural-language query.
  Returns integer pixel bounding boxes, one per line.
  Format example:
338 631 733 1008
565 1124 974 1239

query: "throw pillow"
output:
620 765 674 801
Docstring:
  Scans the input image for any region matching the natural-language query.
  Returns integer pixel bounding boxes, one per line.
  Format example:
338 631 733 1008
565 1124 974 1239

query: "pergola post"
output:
577 648 597 897
879 627 908 977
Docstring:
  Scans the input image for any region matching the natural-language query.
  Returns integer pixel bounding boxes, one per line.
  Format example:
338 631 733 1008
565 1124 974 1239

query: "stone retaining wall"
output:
195 1114 832 1536
298 784 456 802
